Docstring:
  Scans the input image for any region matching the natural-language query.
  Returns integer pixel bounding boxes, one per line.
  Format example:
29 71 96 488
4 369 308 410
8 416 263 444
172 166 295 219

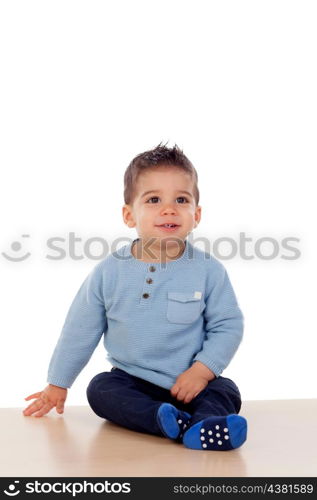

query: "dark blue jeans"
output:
86 367 242 438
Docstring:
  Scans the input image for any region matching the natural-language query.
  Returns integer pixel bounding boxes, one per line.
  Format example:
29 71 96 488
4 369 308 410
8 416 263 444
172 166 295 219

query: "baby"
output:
23 143 247 451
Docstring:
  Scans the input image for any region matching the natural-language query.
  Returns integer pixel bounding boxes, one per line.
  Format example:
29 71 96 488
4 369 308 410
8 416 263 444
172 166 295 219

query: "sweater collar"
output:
119 237 194 271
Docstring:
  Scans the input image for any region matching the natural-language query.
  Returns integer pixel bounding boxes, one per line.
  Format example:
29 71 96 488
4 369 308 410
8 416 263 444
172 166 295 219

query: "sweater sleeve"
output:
47 261 107 388
193 262 244 377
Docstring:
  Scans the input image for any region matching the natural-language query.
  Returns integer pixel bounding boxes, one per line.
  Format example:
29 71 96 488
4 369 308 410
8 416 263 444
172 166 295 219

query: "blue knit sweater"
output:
47 238 244 390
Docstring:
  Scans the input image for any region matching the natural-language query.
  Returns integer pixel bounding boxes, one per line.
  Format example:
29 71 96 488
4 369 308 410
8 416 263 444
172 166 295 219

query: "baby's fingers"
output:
23 399 44 416
56 399 65 414
34 402 54 418
24 392 42 401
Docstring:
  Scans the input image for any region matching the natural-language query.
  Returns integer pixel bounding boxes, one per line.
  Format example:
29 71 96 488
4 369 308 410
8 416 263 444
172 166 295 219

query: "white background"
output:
0 0 316 409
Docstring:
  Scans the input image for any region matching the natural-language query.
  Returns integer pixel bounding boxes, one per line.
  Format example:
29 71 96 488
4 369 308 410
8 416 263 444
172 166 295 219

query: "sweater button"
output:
142 293 150 299
146 278 153 284
149 265 156 272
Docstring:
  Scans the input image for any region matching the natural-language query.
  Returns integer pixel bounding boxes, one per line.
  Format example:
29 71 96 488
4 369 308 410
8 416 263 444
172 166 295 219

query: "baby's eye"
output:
147 196 160 203
176 197 188 203
146 196 189 204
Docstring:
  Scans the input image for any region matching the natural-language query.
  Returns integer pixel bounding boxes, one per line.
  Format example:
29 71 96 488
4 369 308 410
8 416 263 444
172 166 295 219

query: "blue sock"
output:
183 414 247 451
156 403 192 442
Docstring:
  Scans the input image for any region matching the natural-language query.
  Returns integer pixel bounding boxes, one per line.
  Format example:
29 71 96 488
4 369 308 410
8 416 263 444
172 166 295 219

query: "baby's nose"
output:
161 204 177 214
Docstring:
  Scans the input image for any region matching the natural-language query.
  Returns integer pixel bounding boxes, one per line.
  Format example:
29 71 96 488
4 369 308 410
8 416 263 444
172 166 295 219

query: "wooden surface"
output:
1 399 316 477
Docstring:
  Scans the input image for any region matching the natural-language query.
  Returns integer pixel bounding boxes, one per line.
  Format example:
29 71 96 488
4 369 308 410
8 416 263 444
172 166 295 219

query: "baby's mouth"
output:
156 224 180 228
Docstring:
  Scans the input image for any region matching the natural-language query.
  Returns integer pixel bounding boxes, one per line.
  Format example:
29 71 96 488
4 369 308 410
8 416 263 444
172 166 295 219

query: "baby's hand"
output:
170 362 215 404
23 384 68 417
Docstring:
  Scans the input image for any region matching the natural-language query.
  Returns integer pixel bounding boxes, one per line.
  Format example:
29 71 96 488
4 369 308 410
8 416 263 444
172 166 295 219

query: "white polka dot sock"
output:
156 403 192 441
183 414 247 451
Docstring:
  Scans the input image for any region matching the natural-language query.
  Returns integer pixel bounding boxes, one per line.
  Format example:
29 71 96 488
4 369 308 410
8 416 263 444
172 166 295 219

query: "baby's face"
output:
123 167 201 245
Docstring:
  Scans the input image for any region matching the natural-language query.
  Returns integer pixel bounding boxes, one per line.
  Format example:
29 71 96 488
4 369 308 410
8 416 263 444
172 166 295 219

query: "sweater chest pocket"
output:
167 291 204 324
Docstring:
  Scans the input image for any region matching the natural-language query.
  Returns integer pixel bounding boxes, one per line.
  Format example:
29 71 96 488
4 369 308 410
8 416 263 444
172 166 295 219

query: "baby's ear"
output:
195 205 202 225
122 204 135 227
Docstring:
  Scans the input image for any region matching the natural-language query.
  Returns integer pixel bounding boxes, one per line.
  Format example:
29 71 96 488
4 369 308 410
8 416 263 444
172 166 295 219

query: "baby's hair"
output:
123 141 199 205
